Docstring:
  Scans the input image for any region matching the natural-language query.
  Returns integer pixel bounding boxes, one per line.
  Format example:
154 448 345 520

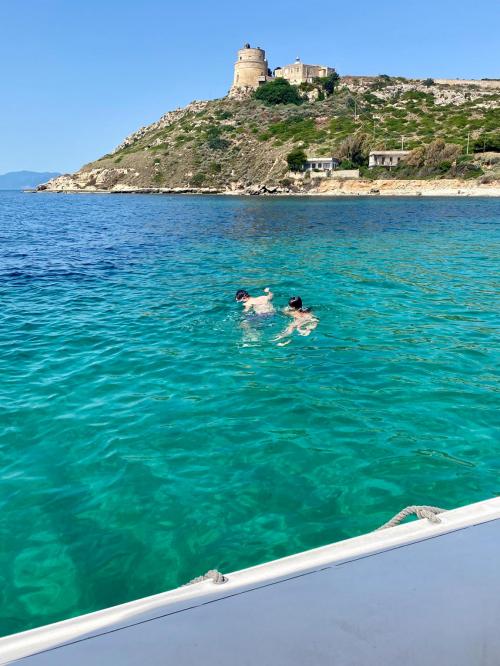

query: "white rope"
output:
185 569 227 585
185 505 446 585
376 505 446 530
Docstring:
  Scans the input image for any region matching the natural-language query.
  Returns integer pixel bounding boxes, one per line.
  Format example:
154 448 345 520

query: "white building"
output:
369 150 411 168
304 157 340 172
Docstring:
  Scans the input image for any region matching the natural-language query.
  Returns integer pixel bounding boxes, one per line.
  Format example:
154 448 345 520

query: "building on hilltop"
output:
369 150 411 168
275 58 335 85
230 45 335 95
231 43 272 93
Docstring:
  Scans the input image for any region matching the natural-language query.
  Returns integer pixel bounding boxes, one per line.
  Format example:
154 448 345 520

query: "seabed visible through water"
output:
1 191 499 635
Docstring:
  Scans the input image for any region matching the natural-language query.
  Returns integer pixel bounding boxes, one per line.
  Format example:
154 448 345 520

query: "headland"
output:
38 44 500 196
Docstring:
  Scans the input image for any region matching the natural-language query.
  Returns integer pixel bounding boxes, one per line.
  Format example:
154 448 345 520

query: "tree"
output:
286 147 307 172
254 78 304 106
472 133 500 152
423 78 435 87
406 139 461 168
313 71 340 96
337 133 371 166
322 71 340 95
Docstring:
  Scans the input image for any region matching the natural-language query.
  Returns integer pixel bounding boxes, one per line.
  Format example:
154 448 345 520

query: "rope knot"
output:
377 505 446 530
185 569 227 586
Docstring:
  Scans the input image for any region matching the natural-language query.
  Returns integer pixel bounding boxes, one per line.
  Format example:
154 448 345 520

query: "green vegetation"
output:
473 132 500 152
406 139 461 170
254 78 304 106
259 117 326 146
208 162 222 174
207 136 230 150
204 125 231 150
315 71 340 96
190 173 206 187
286 147 307 171
337 133 371 166
83 77 499 190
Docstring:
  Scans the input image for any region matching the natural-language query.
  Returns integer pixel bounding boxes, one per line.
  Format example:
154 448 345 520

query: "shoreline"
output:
33 177 500 198
32 184 500 198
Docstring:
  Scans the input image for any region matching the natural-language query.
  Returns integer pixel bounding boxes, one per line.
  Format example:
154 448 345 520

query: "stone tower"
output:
231 43 270 93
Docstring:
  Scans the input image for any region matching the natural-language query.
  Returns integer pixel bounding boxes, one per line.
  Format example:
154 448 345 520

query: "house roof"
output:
369 150 411 156
306 156 339 161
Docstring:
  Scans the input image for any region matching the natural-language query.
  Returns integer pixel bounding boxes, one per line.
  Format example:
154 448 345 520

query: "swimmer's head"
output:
235 289 250 302
288 296 303 310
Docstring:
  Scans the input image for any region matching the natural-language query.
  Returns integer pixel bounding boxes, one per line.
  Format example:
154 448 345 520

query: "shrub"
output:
190 173 206 187
286 147 307 171
254 78 304 106
207 137 230 150
423 78 435 87
204 125 231 151
208 162 222 174
406 139 461 169
472 133 500 152
437 160 452 173
339 159 355 169
452 162 484 179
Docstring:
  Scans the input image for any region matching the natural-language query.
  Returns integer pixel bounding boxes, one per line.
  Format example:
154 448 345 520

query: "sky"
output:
1 0 498 173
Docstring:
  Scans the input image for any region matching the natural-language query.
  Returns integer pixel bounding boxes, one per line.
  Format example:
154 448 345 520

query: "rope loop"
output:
376 505 446 531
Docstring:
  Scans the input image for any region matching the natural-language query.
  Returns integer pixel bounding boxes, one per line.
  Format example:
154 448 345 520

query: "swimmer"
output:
235 288 275 315
274 296 318 342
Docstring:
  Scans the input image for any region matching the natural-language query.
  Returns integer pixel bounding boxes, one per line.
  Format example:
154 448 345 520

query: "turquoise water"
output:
1 191 499 636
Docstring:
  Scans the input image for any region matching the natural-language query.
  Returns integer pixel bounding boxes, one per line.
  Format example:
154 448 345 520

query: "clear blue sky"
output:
1 0 498 173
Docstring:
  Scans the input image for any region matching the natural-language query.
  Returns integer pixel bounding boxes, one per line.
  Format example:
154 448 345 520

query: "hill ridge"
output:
39 76 499 194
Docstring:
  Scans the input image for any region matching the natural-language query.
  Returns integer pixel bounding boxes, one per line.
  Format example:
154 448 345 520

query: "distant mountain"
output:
0 171 61 190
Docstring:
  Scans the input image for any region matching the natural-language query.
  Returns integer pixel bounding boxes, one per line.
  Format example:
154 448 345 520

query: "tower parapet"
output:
230 43 271 95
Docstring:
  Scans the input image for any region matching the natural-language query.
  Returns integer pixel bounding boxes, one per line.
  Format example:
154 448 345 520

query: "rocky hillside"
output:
40 76 500 194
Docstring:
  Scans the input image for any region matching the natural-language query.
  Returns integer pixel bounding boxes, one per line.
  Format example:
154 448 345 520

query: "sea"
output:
1 191 499 636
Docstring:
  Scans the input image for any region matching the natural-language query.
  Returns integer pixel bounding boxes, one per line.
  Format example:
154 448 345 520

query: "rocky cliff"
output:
39 76 500 194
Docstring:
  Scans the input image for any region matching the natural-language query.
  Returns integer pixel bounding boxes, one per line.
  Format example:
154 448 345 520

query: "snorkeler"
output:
235 288 275 315
274 296 318 341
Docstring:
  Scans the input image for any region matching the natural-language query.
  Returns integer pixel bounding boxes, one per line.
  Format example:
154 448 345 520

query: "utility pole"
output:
466 132 470 155
401 136 405 150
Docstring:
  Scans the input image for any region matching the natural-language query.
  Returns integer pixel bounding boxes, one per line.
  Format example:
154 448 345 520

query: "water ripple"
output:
0 192 499 636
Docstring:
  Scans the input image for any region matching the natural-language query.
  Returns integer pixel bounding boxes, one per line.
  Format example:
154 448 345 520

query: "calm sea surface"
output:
1 191 499 635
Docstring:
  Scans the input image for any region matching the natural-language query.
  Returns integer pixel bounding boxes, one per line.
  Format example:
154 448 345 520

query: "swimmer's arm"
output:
273 322 296 341
264 287 273 300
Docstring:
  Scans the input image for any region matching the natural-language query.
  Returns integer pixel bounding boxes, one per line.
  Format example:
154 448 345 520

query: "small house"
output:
369 150 411 168
304 156 340 172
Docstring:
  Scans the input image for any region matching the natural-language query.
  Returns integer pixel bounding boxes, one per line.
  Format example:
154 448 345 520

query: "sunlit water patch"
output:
0 191 499 635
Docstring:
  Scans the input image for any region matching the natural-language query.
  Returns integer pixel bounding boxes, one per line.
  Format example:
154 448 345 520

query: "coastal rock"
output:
36 77 500 196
